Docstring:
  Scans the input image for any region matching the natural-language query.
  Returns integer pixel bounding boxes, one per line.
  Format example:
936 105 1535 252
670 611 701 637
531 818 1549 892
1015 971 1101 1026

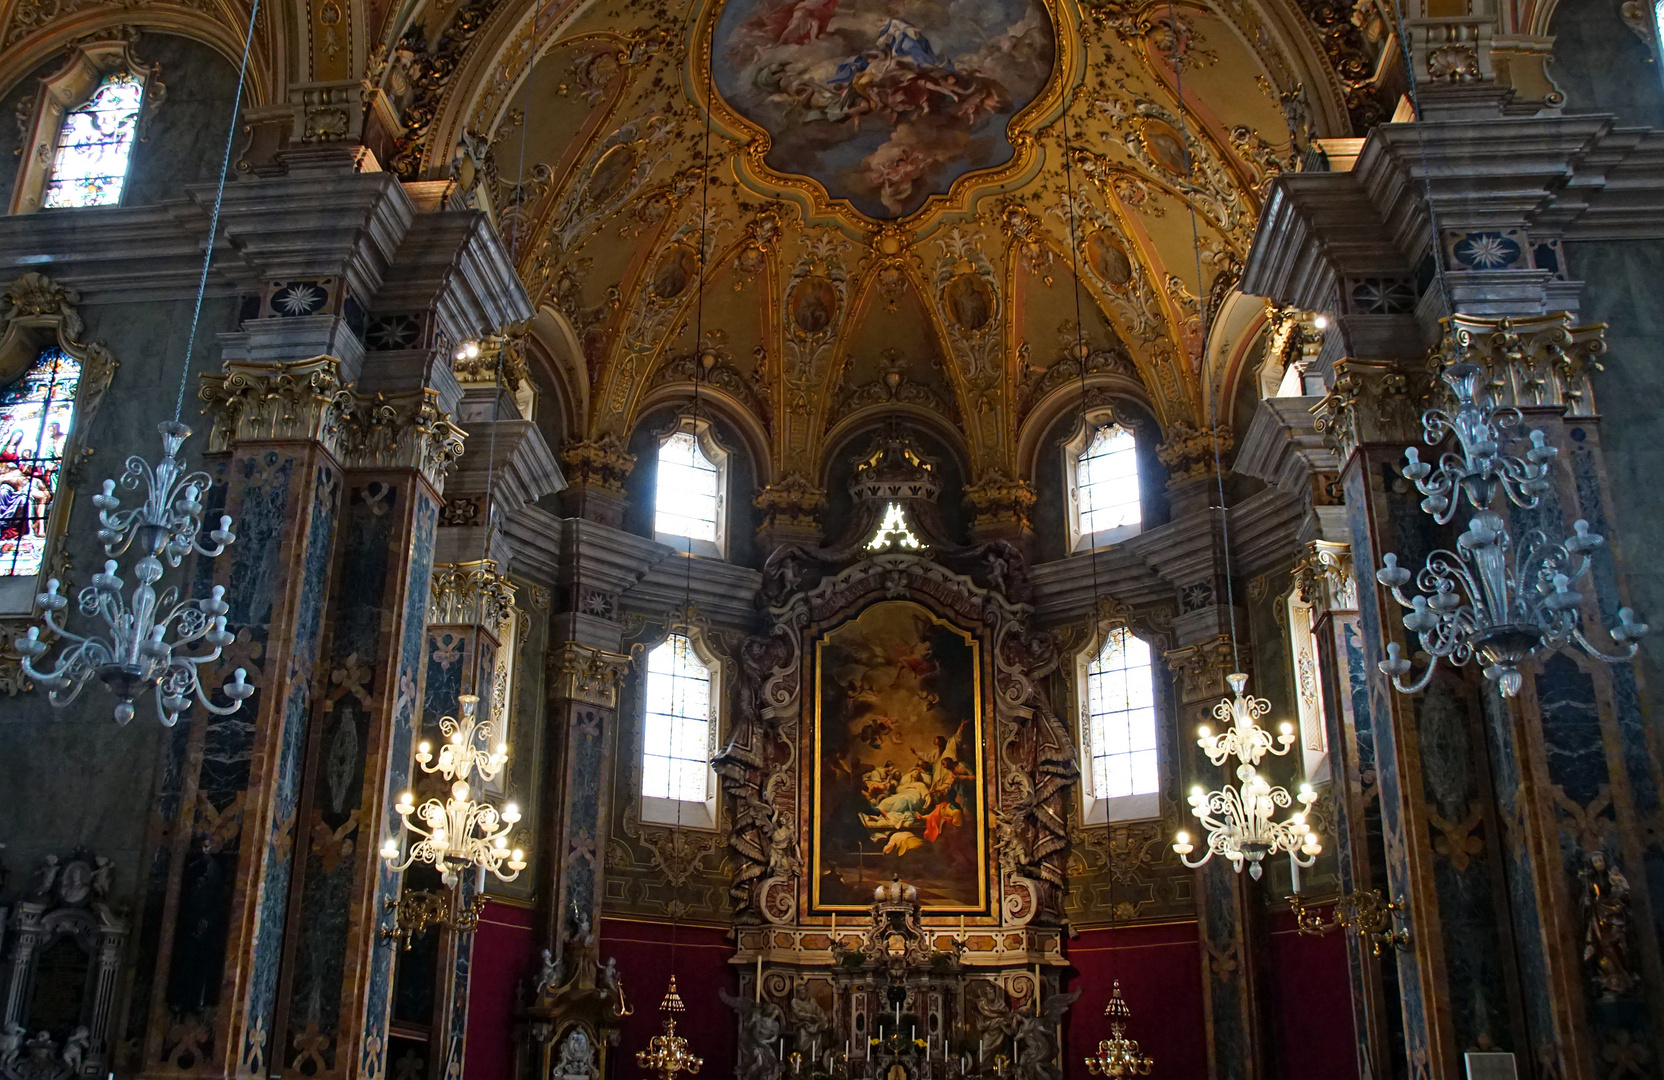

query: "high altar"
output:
713 433 1079 1080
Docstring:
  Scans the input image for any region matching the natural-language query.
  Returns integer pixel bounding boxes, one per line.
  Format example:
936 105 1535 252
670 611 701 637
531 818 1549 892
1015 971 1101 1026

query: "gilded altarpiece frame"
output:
718 548 1077 932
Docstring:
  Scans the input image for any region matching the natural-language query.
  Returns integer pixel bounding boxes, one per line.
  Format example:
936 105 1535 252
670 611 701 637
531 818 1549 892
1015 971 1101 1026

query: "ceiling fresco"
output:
711 0 1057 218
401 0 1380 492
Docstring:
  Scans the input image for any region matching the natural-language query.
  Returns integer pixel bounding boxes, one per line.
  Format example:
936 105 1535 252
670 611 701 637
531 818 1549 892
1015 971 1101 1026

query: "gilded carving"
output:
1155 421 1231 484
547 642 631 708
428 560 517 637
1291 540 1356 616
964 470 1036 534
560 434 636 496
1310 357 1428 462
1163 634 1236 704
200 358 466 487
753 473 824 532
1435 312 1606 418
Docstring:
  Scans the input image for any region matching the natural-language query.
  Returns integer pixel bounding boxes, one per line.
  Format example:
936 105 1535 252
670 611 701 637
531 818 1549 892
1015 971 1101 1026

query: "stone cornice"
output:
1234 396 1336 496
376 212 534 350
446 417 565 513
1244 114 1664 314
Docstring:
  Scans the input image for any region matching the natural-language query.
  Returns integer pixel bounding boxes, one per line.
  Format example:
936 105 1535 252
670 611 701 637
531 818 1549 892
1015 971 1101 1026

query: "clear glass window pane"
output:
1085 628 1159 801
655 430 720 543
641 633 713 804
43 72 143 209
1076 424 1141 538
0 348 80 577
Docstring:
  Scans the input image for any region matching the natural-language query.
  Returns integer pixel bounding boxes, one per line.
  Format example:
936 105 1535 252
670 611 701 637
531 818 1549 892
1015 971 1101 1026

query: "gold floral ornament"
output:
637 976 702 1080
380 693 525 887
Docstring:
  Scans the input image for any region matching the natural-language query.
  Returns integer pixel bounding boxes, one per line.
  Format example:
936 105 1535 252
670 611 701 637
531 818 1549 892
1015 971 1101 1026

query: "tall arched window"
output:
42 71 144 209
0 347 80 579
654 420 728 557
1080 626 1159 823
640 632 719 828
1065 420 1141 552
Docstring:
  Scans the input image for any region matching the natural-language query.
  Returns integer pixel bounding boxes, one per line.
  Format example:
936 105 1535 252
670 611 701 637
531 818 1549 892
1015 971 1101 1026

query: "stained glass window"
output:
1085 628 1159 802
0 348 79 577
1075 424 1141 539
655 430 721 544
642 634 714 805
42 71 143 209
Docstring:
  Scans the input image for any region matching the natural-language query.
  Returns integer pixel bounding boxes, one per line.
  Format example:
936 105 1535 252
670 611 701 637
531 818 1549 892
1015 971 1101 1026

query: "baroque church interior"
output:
0 0 1661 1077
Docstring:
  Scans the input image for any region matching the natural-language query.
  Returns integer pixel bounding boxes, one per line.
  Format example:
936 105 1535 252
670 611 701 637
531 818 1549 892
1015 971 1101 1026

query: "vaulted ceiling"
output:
0 0 1444 487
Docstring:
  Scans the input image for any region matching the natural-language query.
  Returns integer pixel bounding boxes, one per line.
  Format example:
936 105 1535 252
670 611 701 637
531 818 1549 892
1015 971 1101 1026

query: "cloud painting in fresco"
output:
714 0 1055 218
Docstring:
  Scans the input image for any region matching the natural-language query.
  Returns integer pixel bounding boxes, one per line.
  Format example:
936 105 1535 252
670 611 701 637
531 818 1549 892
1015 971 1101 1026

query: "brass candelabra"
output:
637 976 703 1080
1289 889 1411 956
380 889 487 950
1083 981 1153 1077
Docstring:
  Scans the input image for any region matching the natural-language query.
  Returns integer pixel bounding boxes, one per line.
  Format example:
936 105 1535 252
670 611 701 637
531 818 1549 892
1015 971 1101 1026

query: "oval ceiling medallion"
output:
585 143 638 207
1139 119 1188 176
712 0 1057 220
944 271 994 331
652 244 699 299
1086 231 1133 287
790 274 839 333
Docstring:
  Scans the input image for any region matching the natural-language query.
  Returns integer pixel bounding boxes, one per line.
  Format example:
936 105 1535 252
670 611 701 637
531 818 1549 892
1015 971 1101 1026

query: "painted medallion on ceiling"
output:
712 0 1056 219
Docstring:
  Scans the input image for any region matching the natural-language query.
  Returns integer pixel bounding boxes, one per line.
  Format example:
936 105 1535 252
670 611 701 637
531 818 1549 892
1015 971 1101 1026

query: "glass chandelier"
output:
1171 673 1321 880
1374 361 1647 698
17 420 251 726
379 692 525 887
637 976 702 1080
1084 982 1153 1077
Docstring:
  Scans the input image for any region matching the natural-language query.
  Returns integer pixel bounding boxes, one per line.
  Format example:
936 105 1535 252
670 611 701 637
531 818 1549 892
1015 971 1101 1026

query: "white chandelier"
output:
1171 673 1320 880
17 421 251 726
380 692 525 887
1375 361 1646 698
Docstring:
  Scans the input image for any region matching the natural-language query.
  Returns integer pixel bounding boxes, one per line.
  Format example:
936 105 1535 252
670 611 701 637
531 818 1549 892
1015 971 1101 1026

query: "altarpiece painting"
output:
813 599 986 910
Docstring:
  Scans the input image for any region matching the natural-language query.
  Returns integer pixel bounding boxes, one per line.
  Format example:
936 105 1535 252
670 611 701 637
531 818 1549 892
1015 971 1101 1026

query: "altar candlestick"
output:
756 955 762 1001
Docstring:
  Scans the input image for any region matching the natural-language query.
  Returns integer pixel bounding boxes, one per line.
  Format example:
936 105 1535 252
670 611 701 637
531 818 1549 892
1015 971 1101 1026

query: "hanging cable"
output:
1162 0 1240 674
173 0 263 422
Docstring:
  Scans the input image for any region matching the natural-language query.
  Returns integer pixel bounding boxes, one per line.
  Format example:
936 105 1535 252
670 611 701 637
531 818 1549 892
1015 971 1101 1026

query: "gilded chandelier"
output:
18 421 251 726
379 693 525 887
637 977 702 1080
1084 982 1153 1077
1171 673 1320 880
1375 361 1646 698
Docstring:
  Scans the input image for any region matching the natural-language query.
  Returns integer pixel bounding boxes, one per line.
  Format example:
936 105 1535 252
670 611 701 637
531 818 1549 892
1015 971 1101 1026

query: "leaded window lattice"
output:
0 348 80 578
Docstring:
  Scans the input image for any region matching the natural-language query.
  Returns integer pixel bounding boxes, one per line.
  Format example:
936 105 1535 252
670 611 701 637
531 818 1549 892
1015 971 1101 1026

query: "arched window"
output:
640 632 719 828
1065 420 1141 552
0 347 80 580
654 420 728 557
42 71 144 209
1080 626 1159 823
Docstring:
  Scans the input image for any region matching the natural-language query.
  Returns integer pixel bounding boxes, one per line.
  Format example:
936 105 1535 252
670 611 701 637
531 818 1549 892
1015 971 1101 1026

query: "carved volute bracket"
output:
429 558 517 638
1291 540 1356 618
1435 312 1606 418
1310 358 1432 465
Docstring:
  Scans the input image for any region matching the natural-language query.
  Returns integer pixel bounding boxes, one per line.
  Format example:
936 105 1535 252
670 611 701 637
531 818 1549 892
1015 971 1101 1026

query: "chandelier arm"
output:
1570 627 1640 664
1388 654 1441 694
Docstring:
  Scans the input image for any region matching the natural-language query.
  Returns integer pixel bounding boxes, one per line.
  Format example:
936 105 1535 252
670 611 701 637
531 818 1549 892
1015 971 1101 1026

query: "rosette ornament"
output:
1375 362 1646 697
380 693 525 887
17 421 250 726
1171 673 1321 880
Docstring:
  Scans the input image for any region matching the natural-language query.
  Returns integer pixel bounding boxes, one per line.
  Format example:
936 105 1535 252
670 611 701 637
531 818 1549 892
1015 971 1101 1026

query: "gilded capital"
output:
1157 422 1233 485
1164 634 1240 705
1291 540 1357 616
1310 358 1430 463
429 560 517 637
547 643 631 709
199 357 351 454
1437 312 1605 418
561 435 637 497
964 470 1036 533
754 473 825 531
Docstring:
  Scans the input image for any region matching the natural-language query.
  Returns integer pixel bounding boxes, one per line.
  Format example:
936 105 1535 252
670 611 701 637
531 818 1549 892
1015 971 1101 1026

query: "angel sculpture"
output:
720 989 784 1080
